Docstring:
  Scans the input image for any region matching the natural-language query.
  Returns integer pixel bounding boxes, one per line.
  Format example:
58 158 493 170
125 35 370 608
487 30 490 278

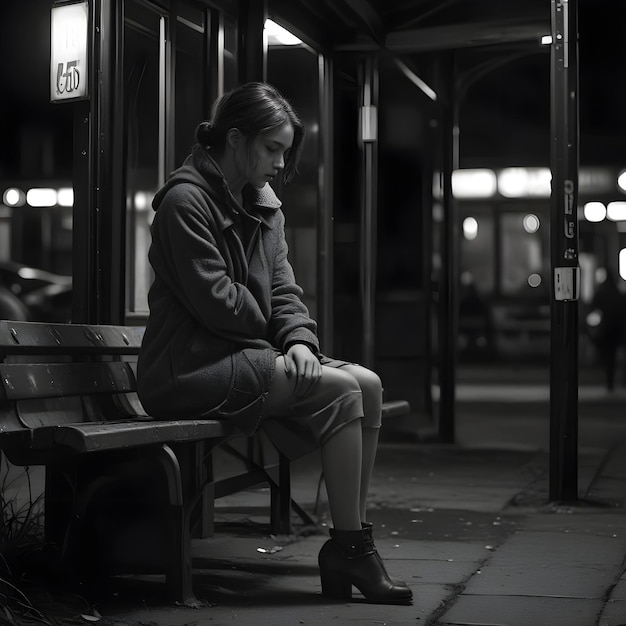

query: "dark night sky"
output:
0 0 624 178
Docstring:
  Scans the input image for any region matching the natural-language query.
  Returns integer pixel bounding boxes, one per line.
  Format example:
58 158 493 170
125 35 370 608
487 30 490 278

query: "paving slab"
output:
462 563 616 598
598 599 626 626
520 511 626 535
611 575 626 600
438 595 605 626
485 529 626 568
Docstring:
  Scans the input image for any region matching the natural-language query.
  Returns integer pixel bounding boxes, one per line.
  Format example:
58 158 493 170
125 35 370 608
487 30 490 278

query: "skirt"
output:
259 355 364 461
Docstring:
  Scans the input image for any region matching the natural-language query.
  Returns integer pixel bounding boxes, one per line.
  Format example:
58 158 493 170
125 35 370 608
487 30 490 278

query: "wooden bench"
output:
0 319 411 604
0 320 300 605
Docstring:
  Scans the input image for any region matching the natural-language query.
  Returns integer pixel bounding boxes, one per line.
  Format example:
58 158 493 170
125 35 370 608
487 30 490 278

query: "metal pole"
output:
359 56 379 369
238 0 267 83
72 98 95 324
436 51 457 443
549 0 580 502
317 54 334 354
72 0 123 324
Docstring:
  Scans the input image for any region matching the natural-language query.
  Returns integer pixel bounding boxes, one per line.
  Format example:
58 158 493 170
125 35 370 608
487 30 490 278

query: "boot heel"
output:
318 528 413 605
320 568 353 599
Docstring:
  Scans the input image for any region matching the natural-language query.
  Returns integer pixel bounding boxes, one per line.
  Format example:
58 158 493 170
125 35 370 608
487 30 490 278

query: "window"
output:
124 0 164 314
500 211 547 296
460 208 495 293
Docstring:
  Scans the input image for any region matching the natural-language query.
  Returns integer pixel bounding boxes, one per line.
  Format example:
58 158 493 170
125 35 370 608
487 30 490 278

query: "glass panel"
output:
267 44 320 319
175 4 205 165
458 208 495 359
124 1 163 315
222 17 238 94
460 209 495 293
0 0 74 324
500 211 547 296
124 1 236 317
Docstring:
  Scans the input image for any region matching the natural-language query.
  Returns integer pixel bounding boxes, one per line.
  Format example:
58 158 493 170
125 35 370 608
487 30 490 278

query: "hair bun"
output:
196 121 216 146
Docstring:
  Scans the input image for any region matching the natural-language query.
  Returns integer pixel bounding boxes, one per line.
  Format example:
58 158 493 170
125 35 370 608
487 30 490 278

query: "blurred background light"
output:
57 187 74 207
2 188 26 207
584 201 606 222
462 216 479 240
452 169 497 199
264 19 302 46
522 213 540 233
26 188 57 207
607 201 626 221
134 191 150 210
586 309 602 327
498 167 552 198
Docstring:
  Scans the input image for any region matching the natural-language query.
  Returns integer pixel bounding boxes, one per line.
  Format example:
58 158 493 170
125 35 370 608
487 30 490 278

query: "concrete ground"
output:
8 364 626 626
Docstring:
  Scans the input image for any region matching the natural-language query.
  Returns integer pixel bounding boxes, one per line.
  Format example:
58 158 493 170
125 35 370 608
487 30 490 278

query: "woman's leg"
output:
338 364 383 522
360 427 380 521
262 357 411 603
262 357 364 530
320 419 362 530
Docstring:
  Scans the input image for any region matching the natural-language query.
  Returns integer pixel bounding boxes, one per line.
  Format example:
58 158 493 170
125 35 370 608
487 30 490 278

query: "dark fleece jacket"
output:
137 145 319 435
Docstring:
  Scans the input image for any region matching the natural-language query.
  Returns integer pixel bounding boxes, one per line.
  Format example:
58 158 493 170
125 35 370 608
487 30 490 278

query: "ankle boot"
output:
318 527 413 604
361 522 407 587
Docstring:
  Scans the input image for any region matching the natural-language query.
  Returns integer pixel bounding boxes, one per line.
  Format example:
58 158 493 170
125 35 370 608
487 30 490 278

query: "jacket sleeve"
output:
268 211 320 352
152 187 268 340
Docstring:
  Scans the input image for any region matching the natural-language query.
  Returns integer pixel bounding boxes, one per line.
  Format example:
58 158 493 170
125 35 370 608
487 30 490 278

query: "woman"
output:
137 82 412 605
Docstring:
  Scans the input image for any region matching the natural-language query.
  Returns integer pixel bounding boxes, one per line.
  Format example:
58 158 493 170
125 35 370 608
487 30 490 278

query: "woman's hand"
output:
284 343 321 397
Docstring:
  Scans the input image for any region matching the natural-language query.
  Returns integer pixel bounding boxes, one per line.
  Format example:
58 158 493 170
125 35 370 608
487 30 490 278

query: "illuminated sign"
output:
50 1 89 101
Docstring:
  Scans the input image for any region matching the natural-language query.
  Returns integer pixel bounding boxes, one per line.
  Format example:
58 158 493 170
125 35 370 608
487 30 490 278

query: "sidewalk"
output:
23 375 626 626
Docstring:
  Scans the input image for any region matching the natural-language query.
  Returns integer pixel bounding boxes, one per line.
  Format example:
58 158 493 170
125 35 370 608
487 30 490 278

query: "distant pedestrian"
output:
589 268 626 391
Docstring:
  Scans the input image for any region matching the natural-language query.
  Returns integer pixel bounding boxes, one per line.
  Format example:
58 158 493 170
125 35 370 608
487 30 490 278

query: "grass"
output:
0 452 53 625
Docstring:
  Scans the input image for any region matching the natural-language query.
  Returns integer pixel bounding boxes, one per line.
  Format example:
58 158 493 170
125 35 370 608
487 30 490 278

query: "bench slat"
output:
381 399 411 419
0 321 143 355
32 419 235 454
0 362 136 400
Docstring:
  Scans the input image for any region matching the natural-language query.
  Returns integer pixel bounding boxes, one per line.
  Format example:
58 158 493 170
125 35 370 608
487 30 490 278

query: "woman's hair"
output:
196 82 305 183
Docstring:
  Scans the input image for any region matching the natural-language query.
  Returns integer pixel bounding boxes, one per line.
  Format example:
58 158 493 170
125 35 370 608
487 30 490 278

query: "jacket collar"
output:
193 145 282 227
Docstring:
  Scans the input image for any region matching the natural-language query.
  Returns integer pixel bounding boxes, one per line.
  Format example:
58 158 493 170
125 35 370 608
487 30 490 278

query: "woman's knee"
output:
262 358 363 418
341 365 383 427
320 365 363 396
356 366 383 399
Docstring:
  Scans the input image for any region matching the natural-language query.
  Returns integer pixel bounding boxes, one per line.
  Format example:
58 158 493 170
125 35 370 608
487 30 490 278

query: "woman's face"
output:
244 121 294 189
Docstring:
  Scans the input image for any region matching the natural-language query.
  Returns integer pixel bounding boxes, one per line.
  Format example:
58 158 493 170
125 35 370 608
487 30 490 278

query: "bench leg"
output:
190 440 216 539
44 465 73 547
269 451 292 535
216 439 318 534
200 481 216 538
156 444 196 606
276 453 318 532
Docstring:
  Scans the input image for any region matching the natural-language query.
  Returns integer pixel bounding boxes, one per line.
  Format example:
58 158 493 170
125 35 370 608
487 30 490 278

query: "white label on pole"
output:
554 267 580 301
50 2 89 102
359 105 377 143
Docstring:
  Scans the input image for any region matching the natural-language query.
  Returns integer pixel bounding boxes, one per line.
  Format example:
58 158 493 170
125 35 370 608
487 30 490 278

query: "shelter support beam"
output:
358 56 379 369
549 0 580 502
435 52 457 443
72 0 124 324
238 0 267 83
